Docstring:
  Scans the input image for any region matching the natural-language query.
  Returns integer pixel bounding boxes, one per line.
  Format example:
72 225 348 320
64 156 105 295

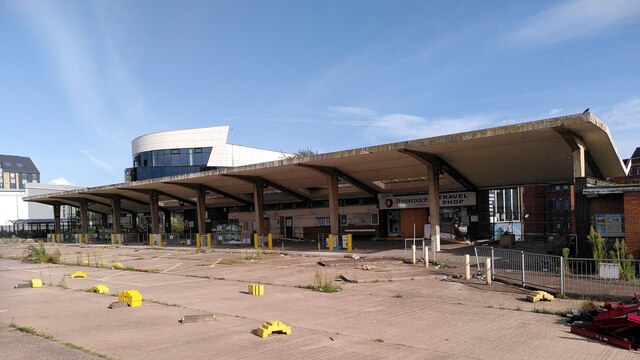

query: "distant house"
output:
0 154 40 190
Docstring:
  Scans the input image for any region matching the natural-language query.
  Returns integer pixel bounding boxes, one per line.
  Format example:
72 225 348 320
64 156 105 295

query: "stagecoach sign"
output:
379 192 476 209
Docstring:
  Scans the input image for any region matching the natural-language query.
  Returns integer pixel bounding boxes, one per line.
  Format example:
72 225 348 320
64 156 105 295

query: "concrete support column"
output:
53 204 61 238
572 138 586 178
328 173 339 236
253 182 264 236
79 199 89 237
111 196 122 235
196 185 207 235
101 213 108 240
149 190 159 234
427 163 441 252
163 209 170 234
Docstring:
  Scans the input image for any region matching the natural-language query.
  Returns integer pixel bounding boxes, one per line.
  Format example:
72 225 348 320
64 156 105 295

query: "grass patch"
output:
22 243 60 264
218 258 242 265
306 270 342 293
14 325 36 334
532 307 568 316
195 247 206 254
146 298 182 307
10 323 114 359
244 248 264 260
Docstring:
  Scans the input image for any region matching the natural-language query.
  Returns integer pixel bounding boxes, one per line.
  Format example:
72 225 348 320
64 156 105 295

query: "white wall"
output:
0 183 81 225
0 191 24 226
221 144 288 167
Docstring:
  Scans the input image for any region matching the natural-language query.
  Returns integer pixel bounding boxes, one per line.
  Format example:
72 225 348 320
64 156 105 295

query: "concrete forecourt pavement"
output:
0 242 637 359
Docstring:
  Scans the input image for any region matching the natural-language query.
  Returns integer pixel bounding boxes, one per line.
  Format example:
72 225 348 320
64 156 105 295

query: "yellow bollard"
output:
254 233 259 249
149 234 153 246
118 234 123 245
347 234 353 252
196 233 201 248
85 234 89 244
159 234 163 246
328 234 334 251
268 233 273 249
207 233 212 248
111 234 115 245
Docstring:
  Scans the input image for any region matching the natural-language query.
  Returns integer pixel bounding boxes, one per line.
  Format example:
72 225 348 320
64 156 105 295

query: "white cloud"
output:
363 114 500 143
49 177 75 186
81 150 114 174
12 1 143 146
510 0 640 45
329 106 377 117
601 96 640 158
548 108 564 116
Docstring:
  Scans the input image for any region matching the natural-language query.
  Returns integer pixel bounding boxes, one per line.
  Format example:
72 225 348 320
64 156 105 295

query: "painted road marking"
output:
210 258 222 268
162 263 182 273
99 271 125 281
101 278 202 288
152 253 171 261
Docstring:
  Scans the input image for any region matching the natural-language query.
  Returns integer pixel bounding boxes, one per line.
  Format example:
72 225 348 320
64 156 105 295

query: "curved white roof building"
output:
128 125 289 181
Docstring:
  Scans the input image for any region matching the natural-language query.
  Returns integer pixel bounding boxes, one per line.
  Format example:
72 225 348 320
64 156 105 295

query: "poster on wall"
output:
378 192 476 210
595 213 624 237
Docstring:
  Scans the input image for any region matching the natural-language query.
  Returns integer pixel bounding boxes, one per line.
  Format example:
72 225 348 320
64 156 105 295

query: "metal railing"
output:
475 246 640 298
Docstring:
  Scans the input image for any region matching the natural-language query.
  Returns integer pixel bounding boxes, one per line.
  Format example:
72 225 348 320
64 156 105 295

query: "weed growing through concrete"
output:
393 293 404 298
219 258 242 265
13 324 36 334
307 270 342 293
93 253 104 268
374 338 384 343
22 243 60 264
195 247 206 254
515 305 523 311
244 248 264 260
57 276 69 289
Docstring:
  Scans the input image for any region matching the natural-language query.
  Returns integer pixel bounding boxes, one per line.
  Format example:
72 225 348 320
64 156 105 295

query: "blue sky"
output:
1 0 639 187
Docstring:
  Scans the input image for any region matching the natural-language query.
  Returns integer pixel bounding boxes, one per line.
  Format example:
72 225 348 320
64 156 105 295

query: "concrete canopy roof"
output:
25 113 627 210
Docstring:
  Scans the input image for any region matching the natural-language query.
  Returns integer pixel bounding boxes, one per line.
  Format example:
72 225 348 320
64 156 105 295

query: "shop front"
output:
379 192 478 239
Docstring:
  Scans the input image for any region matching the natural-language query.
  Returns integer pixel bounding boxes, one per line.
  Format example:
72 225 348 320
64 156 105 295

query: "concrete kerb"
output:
179 313 216 324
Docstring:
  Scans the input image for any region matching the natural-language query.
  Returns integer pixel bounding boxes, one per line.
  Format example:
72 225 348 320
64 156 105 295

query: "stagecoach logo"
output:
379 192 476 209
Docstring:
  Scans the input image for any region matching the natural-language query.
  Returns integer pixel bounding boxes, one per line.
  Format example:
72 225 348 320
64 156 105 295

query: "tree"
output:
286 148 318 159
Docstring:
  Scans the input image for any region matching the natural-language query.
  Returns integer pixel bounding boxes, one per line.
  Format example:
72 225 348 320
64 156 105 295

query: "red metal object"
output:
570 325 633 350
569 294 640 350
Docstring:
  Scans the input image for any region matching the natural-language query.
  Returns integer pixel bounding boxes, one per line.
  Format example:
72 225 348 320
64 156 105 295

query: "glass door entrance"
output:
387 210 401 237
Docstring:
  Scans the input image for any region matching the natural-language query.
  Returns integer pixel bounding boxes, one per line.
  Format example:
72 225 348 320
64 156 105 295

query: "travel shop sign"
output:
379 192 476 209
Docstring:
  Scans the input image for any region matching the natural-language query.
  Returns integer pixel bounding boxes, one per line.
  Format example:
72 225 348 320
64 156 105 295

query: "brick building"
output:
522 147 639 256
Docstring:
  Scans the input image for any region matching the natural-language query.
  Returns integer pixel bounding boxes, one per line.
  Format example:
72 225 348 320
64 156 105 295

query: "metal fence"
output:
475 246 640 299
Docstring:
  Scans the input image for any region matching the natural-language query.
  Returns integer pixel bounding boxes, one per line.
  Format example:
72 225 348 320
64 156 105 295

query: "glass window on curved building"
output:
134 147 212 168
